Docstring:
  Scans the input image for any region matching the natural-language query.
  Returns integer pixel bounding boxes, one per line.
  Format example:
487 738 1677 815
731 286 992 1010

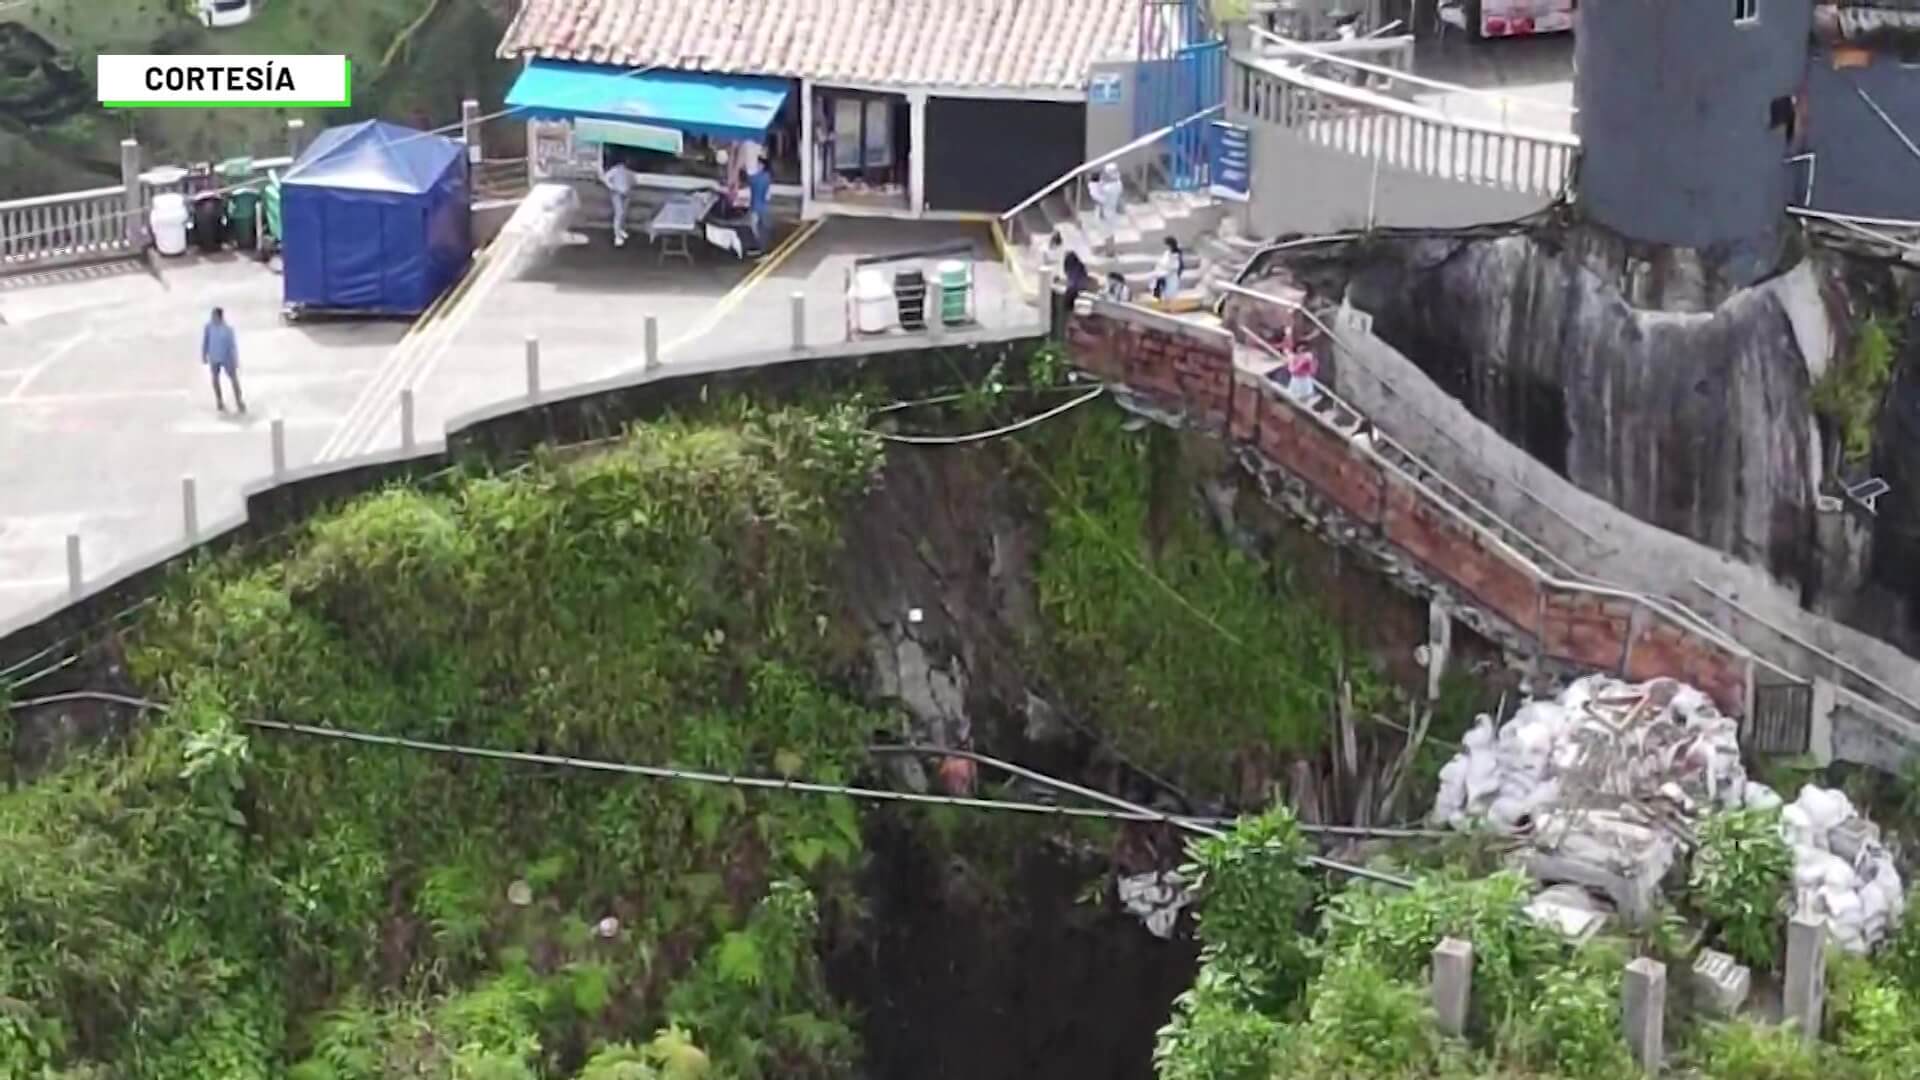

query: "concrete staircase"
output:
1009 182 1227 302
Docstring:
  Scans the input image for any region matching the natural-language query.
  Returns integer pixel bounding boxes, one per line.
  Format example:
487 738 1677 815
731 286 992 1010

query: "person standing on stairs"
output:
1089 163 1125 234
1152 236 1185 304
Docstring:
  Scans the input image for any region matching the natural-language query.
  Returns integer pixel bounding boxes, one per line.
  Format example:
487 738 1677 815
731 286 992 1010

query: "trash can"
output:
853 269 893 335
191 193 226 252
150 193 189 256
227 188 261 251
894 269 927 331
939 260 972 325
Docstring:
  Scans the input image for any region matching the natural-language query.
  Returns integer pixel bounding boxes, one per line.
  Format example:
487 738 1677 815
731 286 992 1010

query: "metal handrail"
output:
1248 26 1578 122
998 102 1226 230
1243 50 1580 146
1210 283 1770 670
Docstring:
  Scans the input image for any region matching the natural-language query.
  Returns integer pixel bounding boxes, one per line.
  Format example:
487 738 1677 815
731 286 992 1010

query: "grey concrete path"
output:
0 255 406 623
0 216 1043 630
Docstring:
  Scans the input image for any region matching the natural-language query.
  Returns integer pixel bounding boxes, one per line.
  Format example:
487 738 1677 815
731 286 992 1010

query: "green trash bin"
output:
227 188 261 251
938 259 971 325
215 156 255 183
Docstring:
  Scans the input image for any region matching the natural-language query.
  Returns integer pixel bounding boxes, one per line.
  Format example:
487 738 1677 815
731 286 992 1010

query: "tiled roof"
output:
497 0 1145 93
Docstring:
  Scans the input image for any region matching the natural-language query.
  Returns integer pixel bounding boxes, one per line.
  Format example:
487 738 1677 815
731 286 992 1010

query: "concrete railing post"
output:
926 279 944 338
119 139 144 248
400 389 416 452
182 475 199 540
790 292 806 349
286 118 308 161
460 99 483 164
644 315 660 372
270 417 287 480
524 335 541 399
1622 957 1666 1075
1430 937 1473 1037
1784 915 1827 1043
65 534 82 600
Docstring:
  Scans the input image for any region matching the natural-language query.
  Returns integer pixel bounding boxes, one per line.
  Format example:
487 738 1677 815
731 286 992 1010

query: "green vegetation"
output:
1685 807 1794 971
0 403 887 1076
1026 412 1380 788
1156 810 1644 1080
1812 315 1900 467
3 0 512 196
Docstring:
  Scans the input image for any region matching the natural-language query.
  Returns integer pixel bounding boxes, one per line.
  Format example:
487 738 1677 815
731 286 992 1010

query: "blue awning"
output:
506 61 789 143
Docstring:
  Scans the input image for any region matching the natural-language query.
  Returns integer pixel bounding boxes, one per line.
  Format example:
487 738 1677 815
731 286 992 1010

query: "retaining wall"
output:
1067 300 1753 716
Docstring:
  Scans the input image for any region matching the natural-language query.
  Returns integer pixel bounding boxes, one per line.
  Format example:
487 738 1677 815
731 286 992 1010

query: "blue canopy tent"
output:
505 61 790 144
281 120 472 318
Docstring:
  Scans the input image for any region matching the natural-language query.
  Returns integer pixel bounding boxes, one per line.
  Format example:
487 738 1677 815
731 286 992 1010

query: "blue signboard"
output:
1089 72 1124 106
1208 121 1250 201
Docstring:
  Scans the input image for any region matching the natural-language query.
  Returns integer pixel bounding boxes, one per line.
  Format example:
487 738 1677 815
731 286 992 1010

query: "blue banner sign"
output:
1208 121 1250 201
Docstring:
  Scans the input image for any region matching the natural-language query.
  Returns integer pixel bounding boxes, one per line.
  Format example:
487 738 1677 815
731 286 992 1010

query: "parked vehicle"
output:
196 0 255 29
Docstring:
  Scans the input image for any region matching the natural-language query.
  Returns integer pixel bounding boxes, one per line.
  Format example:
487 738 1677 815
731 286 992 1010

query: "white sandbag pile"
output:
1426 674 1904 951
1782 784 1905 954
1430 674 1763 833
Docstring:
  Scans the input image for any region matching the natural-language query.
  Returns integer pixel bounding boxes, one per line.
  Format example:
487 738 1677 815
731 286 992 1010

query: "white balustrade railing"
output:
0 185 137 268
1233 57 1578 199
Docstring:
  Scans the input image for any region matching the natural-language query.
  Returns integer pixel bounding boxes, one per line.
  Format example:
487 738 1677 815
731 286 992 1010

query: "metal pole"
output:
400 389 416 451
1365 149 1382 232
65 535 82 599
286 118 307 160
460 99 483 164
524 335 541 399
182 475 199 540
270 417 287 479
790 292 806 349
644 315 660 371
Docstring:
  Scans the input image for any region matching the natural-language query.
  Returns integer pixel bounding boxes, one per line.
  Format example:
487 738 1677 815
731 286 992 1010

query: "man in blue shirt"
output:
201 307 244 414
747 164 773 255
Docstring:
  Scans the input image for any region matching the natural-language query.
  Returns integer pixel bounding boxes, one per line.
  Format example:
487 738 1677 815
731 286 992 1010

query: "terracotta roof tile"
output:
498 0 1145 92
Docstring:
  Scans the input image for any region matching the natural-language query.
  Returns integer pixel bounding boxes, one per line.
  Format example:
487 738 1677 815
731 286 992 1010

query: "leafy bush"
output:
1181 807 1317 1006
1812 315 1899 466
1317 871 1556 1031
1501 957 1630 1079
1687 808 1793 971
1685 1018 1829 1080
1299 954 1442 1077
1152 959 1289 1080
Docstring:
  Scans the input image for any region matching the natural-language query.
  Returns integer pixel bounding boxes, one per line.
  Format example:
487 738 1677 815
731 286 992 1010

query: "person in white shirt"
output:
1089 163 1125 231
602 157 635 247
1151 236 1185 303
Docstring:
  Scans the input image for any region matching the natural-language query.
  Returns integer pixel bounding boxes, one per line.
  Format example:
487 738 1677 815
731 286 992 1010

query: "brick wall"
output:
1069 301 1756 716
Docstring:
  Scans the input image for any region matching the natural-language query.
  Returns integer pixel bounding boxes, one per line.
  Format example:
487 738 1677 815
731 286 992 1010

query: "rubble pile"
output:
1429 674 1904 952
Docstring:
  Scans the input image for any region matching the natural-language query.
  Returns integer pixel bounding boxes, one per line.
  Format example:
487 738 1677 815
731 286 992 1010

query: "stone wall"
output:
1067 299 1756 716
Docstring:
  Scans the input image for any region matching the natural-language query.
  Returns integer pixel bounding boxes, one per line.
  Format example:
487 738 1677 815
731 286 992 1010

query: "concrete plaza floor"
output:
0 214 1041 628
0 254 405 624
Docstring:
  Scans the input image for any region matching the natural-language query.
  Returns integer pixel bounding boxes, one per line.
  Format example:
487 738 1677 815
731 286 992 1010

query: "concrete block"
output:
1829 816 1880 864
1688 948 1751 1016
1622 956 1666 1075
1430 937 1473 1037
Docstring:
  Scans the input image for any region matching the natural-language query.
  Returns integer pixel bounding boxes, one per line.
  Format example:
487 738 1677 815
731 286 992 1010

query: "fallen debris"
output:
1429 673 1905 951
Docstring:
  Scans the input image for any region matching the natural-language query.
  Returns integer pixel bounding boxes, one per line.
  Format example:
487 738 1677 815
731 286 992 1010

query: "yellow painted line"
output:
659 217 825 358
991 218 1034 302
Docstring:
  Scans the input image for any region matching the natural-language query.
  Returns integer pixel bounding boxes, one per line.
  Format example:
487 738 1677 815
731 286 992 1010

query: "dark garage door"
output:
925 98 1086 214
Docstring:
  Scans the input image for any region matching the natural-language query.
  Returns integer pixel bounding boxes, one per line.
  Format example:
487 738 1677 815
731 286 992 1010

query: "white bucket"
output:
853 268 893 334
150 193 189 256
